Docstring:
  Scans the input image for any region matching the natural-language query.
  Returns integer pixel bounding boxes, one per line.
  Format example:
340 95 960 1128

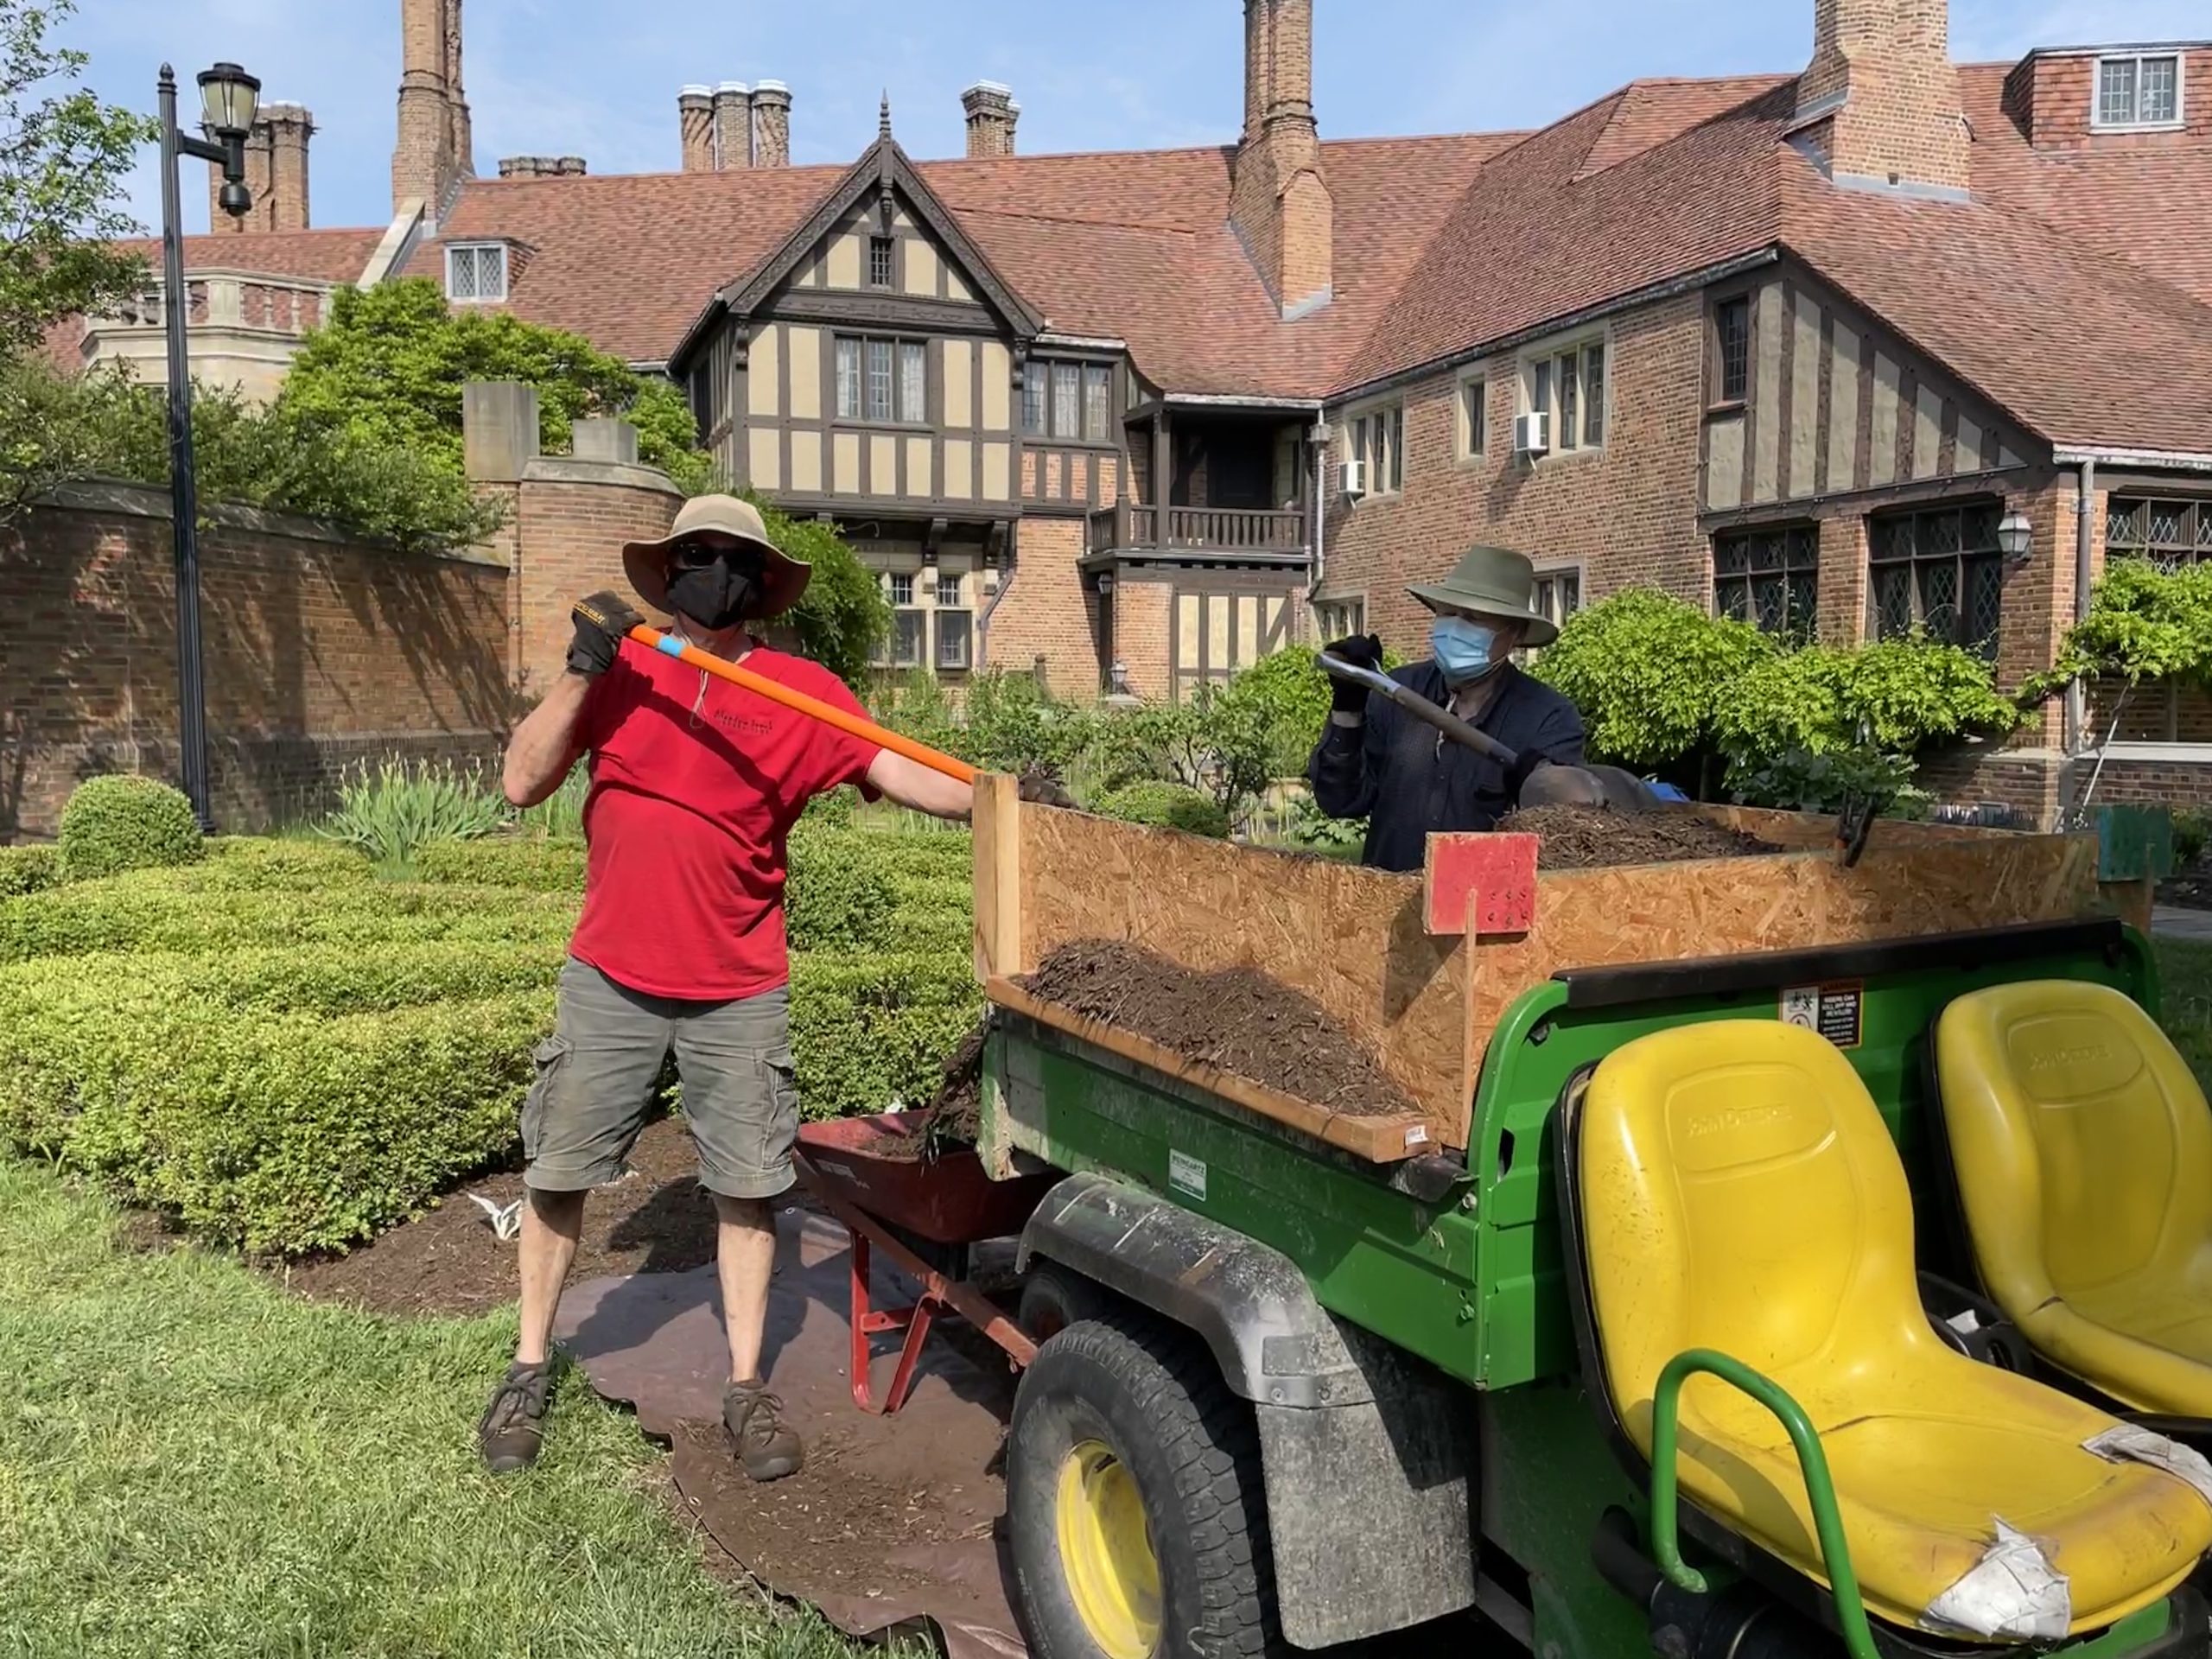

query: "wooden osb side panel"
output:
1465 833 2101 1036
1699 806 2012 851
1015 804 1469 1145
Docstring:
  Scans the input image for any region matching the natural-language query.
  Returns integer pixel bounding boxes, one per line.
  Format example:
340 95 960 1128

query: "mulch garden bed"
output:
1017 938 1419 1118
270 1116 728 1318
1503 804 1777 869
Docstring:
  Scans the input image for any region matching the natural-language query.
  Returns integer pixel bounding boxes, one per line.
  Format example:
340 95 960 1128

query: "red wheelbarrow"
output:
793 1114 1061 1416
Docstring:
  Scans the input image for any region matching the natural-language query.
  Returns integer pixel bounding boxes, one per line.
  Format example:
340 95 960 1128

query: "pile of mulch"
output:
1503 804 1777 870
867 1020 989 1164
1018 938 1419 1118
270 1116 727 1318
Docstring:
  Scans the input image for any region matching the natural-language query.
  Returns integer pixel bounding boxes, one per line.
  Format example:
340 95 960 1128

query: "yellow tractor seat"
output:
1936 980 2212 1418
1575 1020 2212 1639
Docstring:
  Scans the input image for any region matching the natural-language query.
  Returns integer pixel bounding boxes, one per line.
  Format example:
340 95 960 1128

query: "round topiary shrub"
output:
57 775 205 881
1092 781 1231 839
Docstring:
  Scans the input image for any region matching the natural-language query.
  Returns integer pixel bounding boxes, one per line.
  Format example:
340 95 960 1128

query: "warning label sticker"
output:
1781 982 1864 1050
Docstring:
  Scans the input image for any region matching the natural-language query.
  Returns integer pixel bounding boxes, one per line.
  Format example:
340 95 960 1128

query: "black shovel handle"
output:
1318 653 1521 768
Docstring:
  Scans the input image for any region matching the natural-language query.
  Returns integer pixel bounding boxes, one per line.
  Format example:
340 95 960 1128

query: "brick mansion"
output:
62 0 2212 819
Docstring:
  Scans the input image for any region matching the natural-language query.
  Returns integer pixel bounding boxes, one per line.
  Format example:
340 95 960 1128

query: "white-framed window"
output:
886 571 914 606
1346 404 1403 494
445 243 508 303
1313 594 1366 642
1458 374 1489 461
835 335 927 423
2094 52 2183 130
935 572 963 607
1522 334 1607 454
1532 565 1583 632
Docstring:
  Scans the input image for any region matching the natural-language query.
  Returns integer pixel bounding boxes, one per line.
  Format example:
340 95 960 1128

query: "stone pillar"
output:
572 418 640 465
712 83 752 170
678 86 715 172
962 81 1019 157
463 382 542 483
753 80 792 168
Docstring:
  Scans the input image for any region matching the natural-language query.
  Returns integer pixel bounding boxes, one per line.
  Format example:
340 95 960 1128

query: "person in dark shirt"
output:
1309 545 1586 873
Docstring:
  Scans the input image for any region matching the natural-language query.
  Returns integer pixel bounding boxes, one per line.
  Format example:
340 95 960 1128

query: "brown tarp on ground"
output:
556 1210 1027 1659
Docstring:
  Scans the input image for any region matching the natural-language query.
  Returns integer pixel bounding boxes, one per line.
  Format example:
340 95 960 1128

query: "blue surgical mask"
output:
1431 615 1503 684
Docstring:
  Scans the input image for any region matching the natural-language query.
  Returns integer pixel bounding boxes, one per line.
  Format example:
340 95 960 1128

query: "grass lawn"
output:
2159 938 2212 1080
0 1156 872 1659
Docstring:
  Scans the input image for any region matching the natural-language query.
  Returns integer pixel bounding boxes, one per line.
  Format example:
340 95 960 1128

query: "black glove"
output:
1507 747 1550 798
1323 633 1383 715
567 590 645 678
1016 766 1077 808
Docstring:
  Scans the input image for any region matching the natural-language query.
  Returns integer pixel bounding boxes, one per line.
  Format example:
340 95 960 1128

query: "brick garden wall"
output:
507 459 683 695
984 515 1103 699
2 482 511 839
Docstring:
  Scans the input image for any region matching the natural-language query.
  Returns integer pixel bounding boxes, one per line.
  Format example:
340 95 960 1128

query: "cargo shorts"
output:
522 957 798 1201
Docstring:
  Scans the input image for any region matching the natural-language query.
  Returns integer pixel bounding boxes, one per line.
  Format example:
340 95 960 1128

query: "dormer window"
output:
2094 53 2183 130
446 243 509 303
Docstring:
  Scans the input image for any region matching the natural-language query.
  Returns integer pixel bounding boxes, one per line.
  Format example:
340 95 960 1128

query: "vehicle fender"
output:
1018 1173 1478 1647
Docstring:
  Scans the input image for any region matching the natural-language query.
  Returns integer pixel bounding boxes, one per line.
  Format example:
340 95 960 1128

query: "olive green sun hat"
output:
1407 545 1558 647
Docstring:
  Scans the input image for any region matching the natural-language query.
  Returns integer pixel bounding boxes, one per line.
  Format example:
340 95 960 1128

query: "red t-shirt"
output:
566 638 882 1001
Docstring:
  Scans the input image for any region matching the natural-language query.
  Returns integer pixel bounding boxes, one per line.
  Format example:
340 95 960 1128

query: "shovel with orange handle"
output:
627 623 979 784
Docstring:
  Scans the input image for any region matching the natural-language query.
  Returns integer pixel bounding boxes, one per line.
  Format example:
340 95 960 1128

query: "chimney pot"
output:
752 80 792 168
678 86 715 172
962 79 1020 157
711 82 753 170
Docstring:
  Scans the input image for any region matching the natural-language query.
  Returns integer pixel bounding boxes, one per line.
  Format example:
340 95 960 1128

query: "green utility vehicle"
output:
967 787 2212 1659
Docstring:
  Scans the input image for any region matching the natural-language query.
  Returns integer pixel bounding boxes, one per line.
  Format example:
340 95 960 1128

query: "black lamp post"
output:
156 60 259 830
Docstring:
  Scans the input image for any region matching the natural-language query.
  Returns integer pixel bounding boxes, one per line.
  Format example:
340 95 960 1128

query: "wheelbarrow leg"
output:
848 1228 940 1416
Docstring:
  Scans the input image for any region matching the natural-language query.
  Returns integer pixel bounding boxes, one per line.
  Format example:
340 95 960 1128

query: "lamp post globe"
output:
1997 510 2034 561
196 61 260 138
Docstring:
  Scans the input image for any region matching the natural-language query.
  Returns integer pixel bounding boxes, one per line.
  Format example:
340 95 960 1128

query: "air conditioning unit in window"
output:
1513 411 1551 457
1338 458 1369 499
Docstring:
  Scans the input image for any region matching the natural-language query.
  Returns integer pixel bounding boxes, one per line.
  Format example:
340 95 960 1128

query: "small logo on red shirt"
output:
709 706 776 739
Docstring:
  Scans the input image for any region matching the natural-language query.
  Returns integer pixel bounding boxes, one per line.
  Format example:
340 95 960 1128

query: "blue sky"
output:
66 0 2210 237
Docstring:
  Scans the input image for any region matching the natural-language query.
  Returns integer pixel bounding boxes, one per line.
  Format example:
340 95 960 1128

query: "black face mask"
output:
666 555 760 632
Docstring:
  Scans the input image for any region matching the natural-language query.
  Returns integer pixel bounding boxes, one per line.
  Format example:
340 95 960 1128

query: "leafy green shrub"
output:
1215 645 1402 779
191 837 375 891
785 825 896 950
414 837 587 892
1714 639 2018 764
0 845 59 897
789 950 984 1119
800 785 860 829
1533 591 1776 769
961 671 1103 772
887 872 972 913
2028 560 2212 702
0 875 575 964
57 774 204 880
2176 809 2211 873
1091 781 1232 839
318 758 508 877
749 495 889 686
1726 747 1931 817
1090 690 1273 826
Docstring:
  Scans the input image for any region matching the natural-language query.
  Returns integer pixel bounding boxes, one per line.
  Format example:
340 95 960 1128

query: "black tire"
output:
1019 1262 1114 1343
1007 1313 1281 1659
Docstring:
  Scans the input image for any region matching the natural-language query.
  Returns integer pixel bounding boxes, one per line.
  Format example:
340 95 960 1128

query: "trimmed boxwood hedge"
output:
58 775 205 880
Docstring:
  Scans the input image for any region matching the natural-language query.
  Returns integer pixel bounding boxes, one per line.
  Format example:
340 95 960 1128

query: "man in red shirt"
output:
481 494 972 1479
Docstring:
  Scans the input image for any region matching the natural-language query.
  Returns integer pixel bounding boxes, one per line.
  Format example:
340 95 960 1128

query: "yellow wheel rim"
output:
1054 1439 1161 1659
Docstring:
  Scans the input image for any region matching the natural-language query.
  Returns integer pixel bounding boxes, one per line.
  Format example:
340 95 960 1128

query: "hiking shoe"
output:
478 1359 555 1473
723 1379 803 1482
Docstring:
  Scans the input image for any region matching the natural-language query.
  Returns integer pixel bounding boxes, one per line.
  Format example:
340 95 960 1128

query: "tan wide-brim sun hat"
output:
621 494 811 621
1407 543 1559 648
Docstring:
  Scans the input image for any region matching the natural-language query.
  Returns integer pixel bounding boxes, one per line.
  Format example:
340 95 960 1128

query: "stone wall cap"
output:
716 80 750 94
753 79 791 96
521 454 684 497
680 84 714 98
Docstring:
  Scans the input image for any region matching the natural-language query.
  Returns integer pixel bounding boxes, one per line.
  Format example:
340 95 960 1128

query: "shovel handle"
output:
1318 652 1521 768
628 625 978 785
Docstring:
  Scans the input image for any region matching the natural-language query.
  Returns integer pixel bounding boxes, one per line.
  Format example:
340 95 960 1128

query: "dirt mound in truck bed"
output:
1019 940 1419 1119
1503 804 1777 869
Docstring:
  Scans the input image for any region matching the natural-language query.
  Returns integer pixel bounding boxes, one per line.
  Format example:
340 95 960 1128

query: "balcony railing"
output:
1087 503 1308 556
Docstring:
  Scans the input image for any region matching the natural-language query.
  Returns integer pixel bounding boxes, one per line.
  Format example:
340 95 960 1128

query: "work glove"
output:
1016 766 1077 809
568 590 645 678
1323 633 1383 715
1506 747 1551 799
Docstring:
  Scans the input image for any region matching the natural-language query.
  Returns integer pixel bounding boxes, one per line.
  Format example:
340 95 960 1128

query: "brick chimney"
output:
393 0 474 217
678 86 715 172
1793 0 1969 196
1230 0 1332 318
962 81 1019 157
753 80 792 168
712 82 752 170
207 103 312 233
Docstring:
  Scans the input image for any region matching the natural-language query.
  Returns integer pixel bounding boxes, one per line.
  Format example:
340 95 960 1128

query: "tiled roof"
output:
116 227 385 283
1959 60 2212 308
221 57 2212 458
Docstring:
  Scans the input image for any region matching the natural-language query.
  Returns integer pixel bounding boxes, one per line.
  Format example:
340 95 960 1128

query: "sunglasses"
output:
669 540 766 573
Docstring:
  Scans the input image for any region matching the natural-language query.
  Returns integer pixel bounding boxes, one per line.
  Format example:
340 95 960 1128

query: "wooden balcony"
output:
1085 504 1309 558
